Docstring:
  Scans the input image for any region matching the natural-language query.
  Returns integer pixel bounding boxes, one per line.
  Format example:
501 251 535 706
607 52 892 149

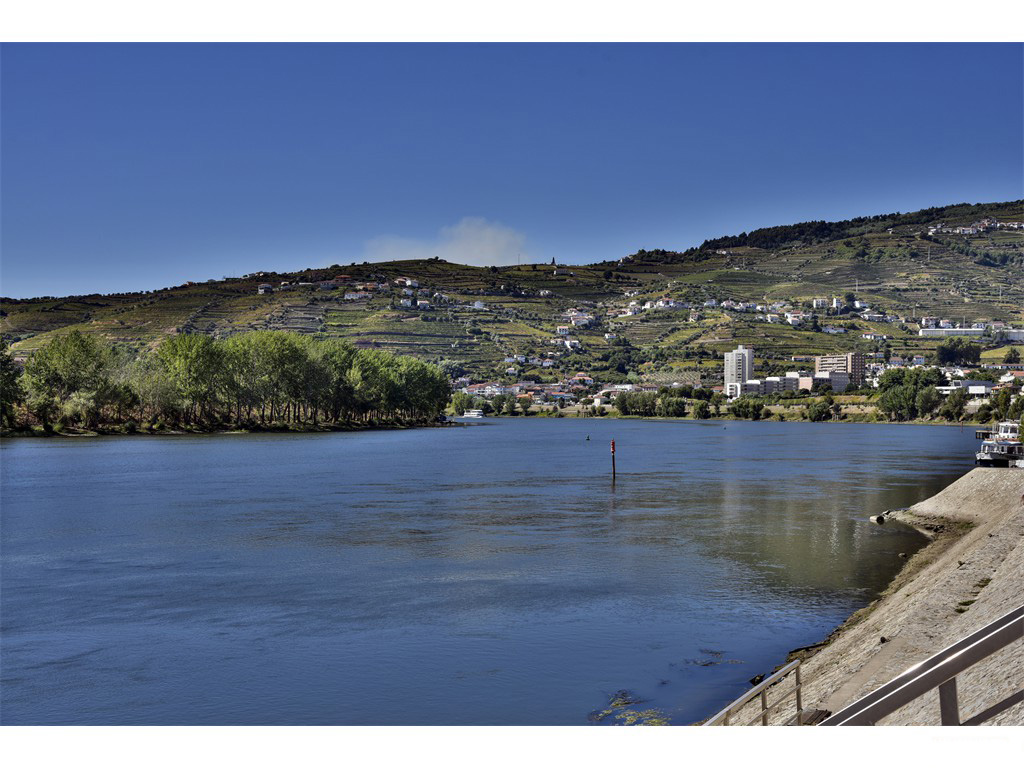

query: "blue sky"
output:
2 43 1022 298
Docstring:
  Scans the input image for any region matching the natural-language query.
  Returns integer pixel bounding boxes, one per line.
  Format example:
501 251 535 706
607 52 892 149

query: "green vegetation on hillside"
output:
3 200 1021 386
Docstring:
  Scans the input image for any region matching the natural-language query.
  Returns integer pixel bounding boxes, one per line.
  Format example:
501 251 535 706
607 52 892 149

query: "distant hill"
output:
4 200 1022 383
627 200 1024 262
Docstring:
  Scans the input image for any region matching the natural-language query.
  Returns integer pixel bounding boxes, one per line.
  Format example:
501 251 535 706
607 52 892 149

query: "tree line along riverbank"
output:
0 330 451 435
4 329 1022 437
453 379 1024 426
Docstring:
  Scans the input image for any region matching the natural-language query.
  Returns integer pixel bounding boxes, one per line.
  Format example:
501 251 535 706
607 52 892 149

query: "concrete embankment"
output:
728 467 1024 725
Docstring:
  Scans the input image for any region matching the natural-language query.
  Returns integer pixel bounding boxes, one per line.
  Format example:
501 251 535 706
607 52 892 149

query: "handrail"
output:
703 659 804 725
820 604 1024 725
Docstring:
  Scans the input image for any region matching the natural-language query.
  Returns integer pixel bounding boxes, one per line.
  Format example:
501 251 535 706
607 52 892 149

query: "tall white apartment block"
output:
724 344 754 386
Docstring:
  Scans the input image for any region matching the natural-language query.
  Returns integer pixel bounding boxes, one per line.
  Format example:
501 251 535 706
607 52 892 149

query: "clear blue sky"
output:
2 43 1022 298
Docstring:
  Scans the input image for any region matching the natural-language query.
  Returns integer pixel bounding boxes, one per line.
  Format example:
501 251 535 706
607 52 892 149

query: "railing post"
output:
795 666 803 717
819 604 1023 726
938 678 961 726
761 690 769 725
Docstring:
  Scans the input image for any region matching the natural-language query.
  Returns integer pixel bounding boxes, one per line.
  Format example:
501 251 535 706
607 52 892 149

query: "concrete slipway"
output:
720 467 1024 726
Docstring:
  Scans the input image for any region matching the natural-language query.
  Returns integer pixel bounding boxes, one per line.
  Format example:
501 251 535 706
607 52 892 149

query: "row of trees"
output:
613 392 689 418
977 388 1024 424
874 367 970 422
934 337 982 366
727 396 772 421
450 392 533 417
1 330 451 431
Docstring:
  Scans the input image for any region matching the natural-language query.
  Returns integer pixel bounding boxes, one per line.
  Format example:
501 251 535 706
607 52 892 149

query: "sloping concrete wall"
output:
721 468 1024 726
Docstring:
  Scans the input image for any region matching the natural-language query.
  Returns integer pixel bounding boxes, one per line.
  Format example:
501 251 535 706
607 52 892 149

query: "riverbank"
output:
0 421 460 439
464 409 990 429
718 467 1024 725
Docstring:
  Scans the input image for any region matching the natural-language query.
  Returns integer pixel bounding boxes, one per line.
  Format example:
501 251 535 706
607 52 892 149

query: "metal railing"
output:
703 659 805 725
820 604 1024 726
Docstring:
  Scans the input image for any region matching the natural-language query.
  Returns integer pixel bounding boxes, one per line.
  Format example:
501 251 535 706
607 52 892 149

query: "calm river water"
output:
0 419 979 724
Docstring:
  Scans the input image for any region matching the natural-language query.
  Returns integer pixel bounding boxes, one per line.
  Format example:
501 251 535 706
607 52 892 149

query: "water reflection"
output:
0 421 976 724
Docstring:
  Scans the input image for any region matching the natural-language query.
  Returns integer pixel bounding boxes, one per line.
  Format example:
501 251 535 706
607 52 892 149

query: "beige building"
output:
816 352 865 387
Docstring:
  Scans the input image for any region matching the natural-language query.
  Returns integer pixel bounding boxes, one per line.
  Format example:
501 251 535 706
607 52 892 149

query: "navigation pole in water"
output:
611 440 616 485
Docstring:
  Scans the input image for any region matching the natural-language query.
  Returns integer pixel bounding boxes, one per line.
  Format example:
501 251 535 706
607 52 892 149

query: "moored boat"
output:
975 421 1023 467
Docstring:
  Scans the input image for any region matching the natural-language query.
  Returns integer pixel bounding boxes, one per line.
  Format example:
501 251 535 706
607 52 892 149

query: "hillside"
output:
3 200 1022 385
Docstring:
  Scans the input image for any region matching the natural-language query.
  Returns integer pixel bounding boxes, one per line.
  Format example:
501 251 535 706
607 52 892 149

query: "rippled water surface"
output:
0 419 979 724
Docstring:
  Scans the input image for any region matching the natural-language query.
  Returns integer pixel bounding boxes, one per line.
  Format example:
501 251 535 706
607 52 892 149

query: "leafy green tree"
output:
23 330 113 428
729 396 765 420
804 401 831 421
18 328 450 431
990 388 1014 421
313 339 358 423
711 392 725 416
878 384 917 421
157 333 223 424
877 368 907 390
504 396 519 416
437 359 467 379
128 355 181 424
451 391 474 416
935 337 981 365
937 388 967 422
0 339 24 428
1007 394 1024 422
915 386 941 418
655 397 687 418
24 330 110 401
691 400 711 419
1003 347 1021 364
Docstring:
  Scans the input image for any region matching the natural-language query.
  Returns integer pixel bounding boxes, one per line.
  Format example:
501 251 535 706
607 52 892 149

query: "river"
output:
0 419 980 724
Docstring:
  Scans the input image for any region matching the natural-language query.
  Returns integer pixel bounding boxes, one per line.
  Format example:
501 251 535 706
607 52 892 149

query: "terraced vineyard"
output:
4 200 1022 383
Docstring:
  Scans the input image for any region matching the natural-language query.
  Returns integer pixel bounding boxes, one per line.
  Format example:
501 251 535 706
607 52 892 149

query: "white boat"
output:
460 409 484 419
996 421 1021 440
975 421 1023 467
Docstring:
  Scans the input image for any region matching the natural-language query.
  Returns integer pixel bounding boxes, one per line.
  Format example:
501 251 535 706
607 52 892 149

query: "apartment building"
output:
816 352 866 387
724 345 754 386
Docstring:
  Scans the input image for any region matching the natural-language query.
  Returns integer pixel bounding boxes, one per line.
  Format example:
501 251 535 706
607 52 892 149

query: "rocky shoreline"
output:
717 467 1024 726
